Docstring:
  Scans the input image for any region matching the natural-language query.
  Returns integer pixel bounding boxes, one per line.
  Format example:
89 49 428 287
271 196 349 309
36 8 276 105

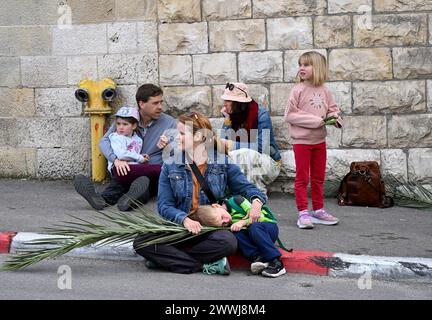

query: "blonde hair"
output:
178 112 228 155
195 205 223 227
297 51 328 86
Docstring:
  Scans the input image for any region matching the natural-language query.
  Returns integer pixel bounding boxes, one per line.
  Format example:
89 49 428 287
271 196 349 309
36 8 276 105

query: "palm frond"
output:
384 174 432 210
1 204 226 272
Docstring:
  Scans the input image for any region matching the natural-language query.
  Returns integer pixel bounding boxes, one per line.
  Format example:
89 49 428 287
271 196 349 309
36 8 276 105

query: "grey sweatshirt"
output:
99 113 177 165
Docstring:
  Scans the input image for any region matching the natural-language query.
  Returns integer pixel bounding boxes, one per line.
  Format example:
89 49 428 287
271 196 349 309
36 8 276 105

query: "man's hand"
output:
142 154 150 162
157 134 169 149
249 199 263 223
183 217 202 235
231 220 247 232
114 159 130 176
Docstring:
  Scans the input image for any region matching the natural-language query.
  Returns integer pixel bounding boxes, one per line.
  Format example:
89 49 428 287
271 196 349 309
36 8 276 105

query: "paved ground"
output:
1 179 432 258
1 255 431 300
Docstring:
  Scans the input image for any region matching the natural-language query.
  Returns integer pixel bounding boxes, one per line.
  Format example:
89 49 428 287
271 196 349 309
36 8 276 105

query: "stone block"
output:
353 81 426 114
137 22 158 52
37 148 89 179
267 17 313 50
115 0 157 21
408 148 432 183
0 0 59 25
375 0 432 12
159 22 208 54
239 51 283 83
108 22 138 54
0 57 20 87
393 48 432 79
61 118 90 148
68 0 115 24
380 149 408 180
329 48 392 81
21 56 68 87
67 56 98 86
342 116 387 148
325 82 352 115
209 20 265 52
53 24 107 55
354 14 427 47
269 83 296 116
35 88 82 117
271 116 290 150
327 149 381 180
203 0 251 20
328 0 372 14
158 0 201 22
388 114 432 148
193 53 237 85
159 55 193 85
0 88 35 117
0 148 36 178
163 86 212 117
253 0 326 17
98 54 158 85
0 26 52 56
111 85 138 110
314 15 352 48
9 118 62 148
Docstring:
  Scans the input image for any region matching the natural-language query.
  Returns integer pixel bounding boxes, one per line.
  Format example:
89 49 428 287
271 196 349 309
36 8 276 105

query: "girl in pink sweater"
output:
284 51 342 229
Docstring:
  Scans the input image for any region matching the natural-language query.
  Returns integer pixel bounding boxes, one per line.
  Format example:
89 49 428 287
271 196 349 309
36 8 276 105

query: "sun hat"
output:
221 82 252 103
114 105 140 122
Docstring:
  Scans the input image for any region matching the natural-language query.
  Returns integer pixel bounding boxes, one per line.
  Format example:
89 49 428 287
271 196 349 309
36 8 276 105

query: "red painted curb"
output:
228 249 333 276
0 232 17 254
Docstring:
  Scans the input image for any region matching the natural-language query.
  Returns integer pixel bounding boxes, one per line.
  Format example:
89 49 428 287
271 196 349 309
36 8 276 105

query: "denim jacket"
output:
157 151 267 225
221 105 281 161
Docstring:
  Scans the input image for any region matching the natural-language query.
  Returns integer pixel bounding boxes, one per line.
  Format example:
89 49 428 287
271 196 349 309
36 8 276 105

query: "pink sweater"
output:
284 83 342 145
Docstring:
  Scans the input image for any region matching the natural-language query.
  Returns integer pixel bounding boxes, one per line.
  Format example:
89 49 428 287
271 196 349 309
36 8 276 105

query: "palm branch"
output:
384 174 432 210
1 204 225 272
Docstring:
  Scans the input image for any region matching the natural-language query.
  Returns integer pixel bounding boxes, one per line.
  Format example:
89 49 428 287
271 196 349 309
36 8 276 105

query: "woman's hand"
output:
231 220 247 232
220 107 230 119
114 159 130 176
183 217 202 235
249 199 263 222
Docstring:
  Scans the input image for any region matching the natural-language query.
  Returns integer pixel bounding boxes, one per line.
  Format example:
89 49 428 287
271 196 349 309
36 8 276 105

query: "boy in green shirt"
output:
195 195 286 278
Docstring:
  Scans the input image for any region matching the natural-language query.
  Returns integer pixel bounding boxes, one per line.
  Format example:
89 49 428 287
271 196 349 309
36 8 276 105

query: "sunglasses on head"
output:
225 83 248 98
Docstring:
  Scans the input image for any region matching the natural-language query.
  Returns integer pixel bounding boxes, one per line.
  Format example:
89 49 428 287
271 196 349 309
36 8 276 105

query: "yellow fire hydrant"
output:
75 78 117 182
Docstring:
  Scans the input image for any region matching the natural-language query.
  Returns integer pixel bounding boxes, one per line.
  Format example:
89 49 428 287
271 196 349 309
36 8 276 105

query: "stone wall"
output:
0 0 431 190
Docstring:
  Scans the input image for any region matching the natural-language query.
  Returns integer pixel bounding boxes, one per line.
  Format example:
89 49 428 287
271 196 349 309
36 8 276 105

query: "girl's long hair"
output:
297 51 328 86
177 112 228 155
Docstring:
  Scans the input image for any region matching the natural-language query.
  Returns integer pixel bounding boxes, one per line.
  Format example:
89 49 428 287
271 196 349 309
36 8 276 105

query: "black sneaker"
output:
117 176 150 211
73 175 107 210
250 256 269 275
261 258 286 278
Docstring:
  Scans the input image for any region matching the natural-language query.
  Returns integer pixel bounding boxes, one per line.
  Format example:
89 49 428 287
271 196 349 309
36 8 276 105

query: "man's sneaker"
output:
73 175 107 210
261 258 286 278
117 176 150 211
202 257 231 275
250 256 269 275
297 210 314 229
310 209 339 225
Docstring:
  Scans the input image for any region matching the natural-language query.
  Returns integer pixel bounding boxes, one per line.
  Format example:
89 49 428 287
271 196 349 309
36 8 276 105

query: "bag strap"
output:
188 160 218 205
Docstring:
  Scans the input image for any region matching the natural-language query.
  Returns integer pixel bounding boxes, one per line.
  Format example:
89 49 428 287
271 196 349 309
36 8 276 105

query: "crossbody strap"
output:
188 159 218 205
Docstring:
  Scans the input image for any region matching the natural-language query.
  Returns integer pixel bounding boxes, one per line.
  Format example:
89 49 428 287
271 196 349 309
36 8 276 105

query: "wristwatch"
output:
251 197 263 206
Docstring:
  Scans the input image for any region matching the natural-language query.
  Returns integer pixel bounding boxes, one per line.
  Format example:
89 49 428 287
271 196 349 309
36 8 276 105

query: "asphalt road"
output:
1 255 431 300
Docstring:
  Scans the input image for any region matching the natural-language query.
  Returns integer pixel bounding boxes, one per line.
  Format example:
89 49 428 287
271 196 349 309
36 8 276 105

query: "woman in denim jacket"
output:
219 82 281 194
133 112 267 275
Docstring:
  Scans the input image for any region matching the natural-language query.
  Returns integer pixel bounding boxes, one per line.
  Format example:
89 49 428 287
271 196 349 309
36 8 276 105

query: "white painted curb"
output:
10 232 142 261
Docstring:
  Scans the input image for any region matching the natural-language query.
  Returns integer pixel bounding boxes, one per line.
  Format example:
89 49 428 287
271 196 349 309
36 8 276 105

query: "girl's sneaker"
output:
311 209 339 225
297 210 314 229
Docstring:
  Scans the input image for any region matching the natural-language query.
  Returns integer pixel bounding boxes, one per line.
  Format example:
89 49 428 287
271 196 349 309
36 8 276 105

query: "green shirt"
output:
224 195 277 225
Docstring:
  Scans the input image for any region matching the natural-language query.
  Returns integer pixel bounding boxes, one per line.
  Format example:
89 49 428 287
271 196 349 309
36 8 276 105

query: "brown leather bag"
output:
337 161 394 208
